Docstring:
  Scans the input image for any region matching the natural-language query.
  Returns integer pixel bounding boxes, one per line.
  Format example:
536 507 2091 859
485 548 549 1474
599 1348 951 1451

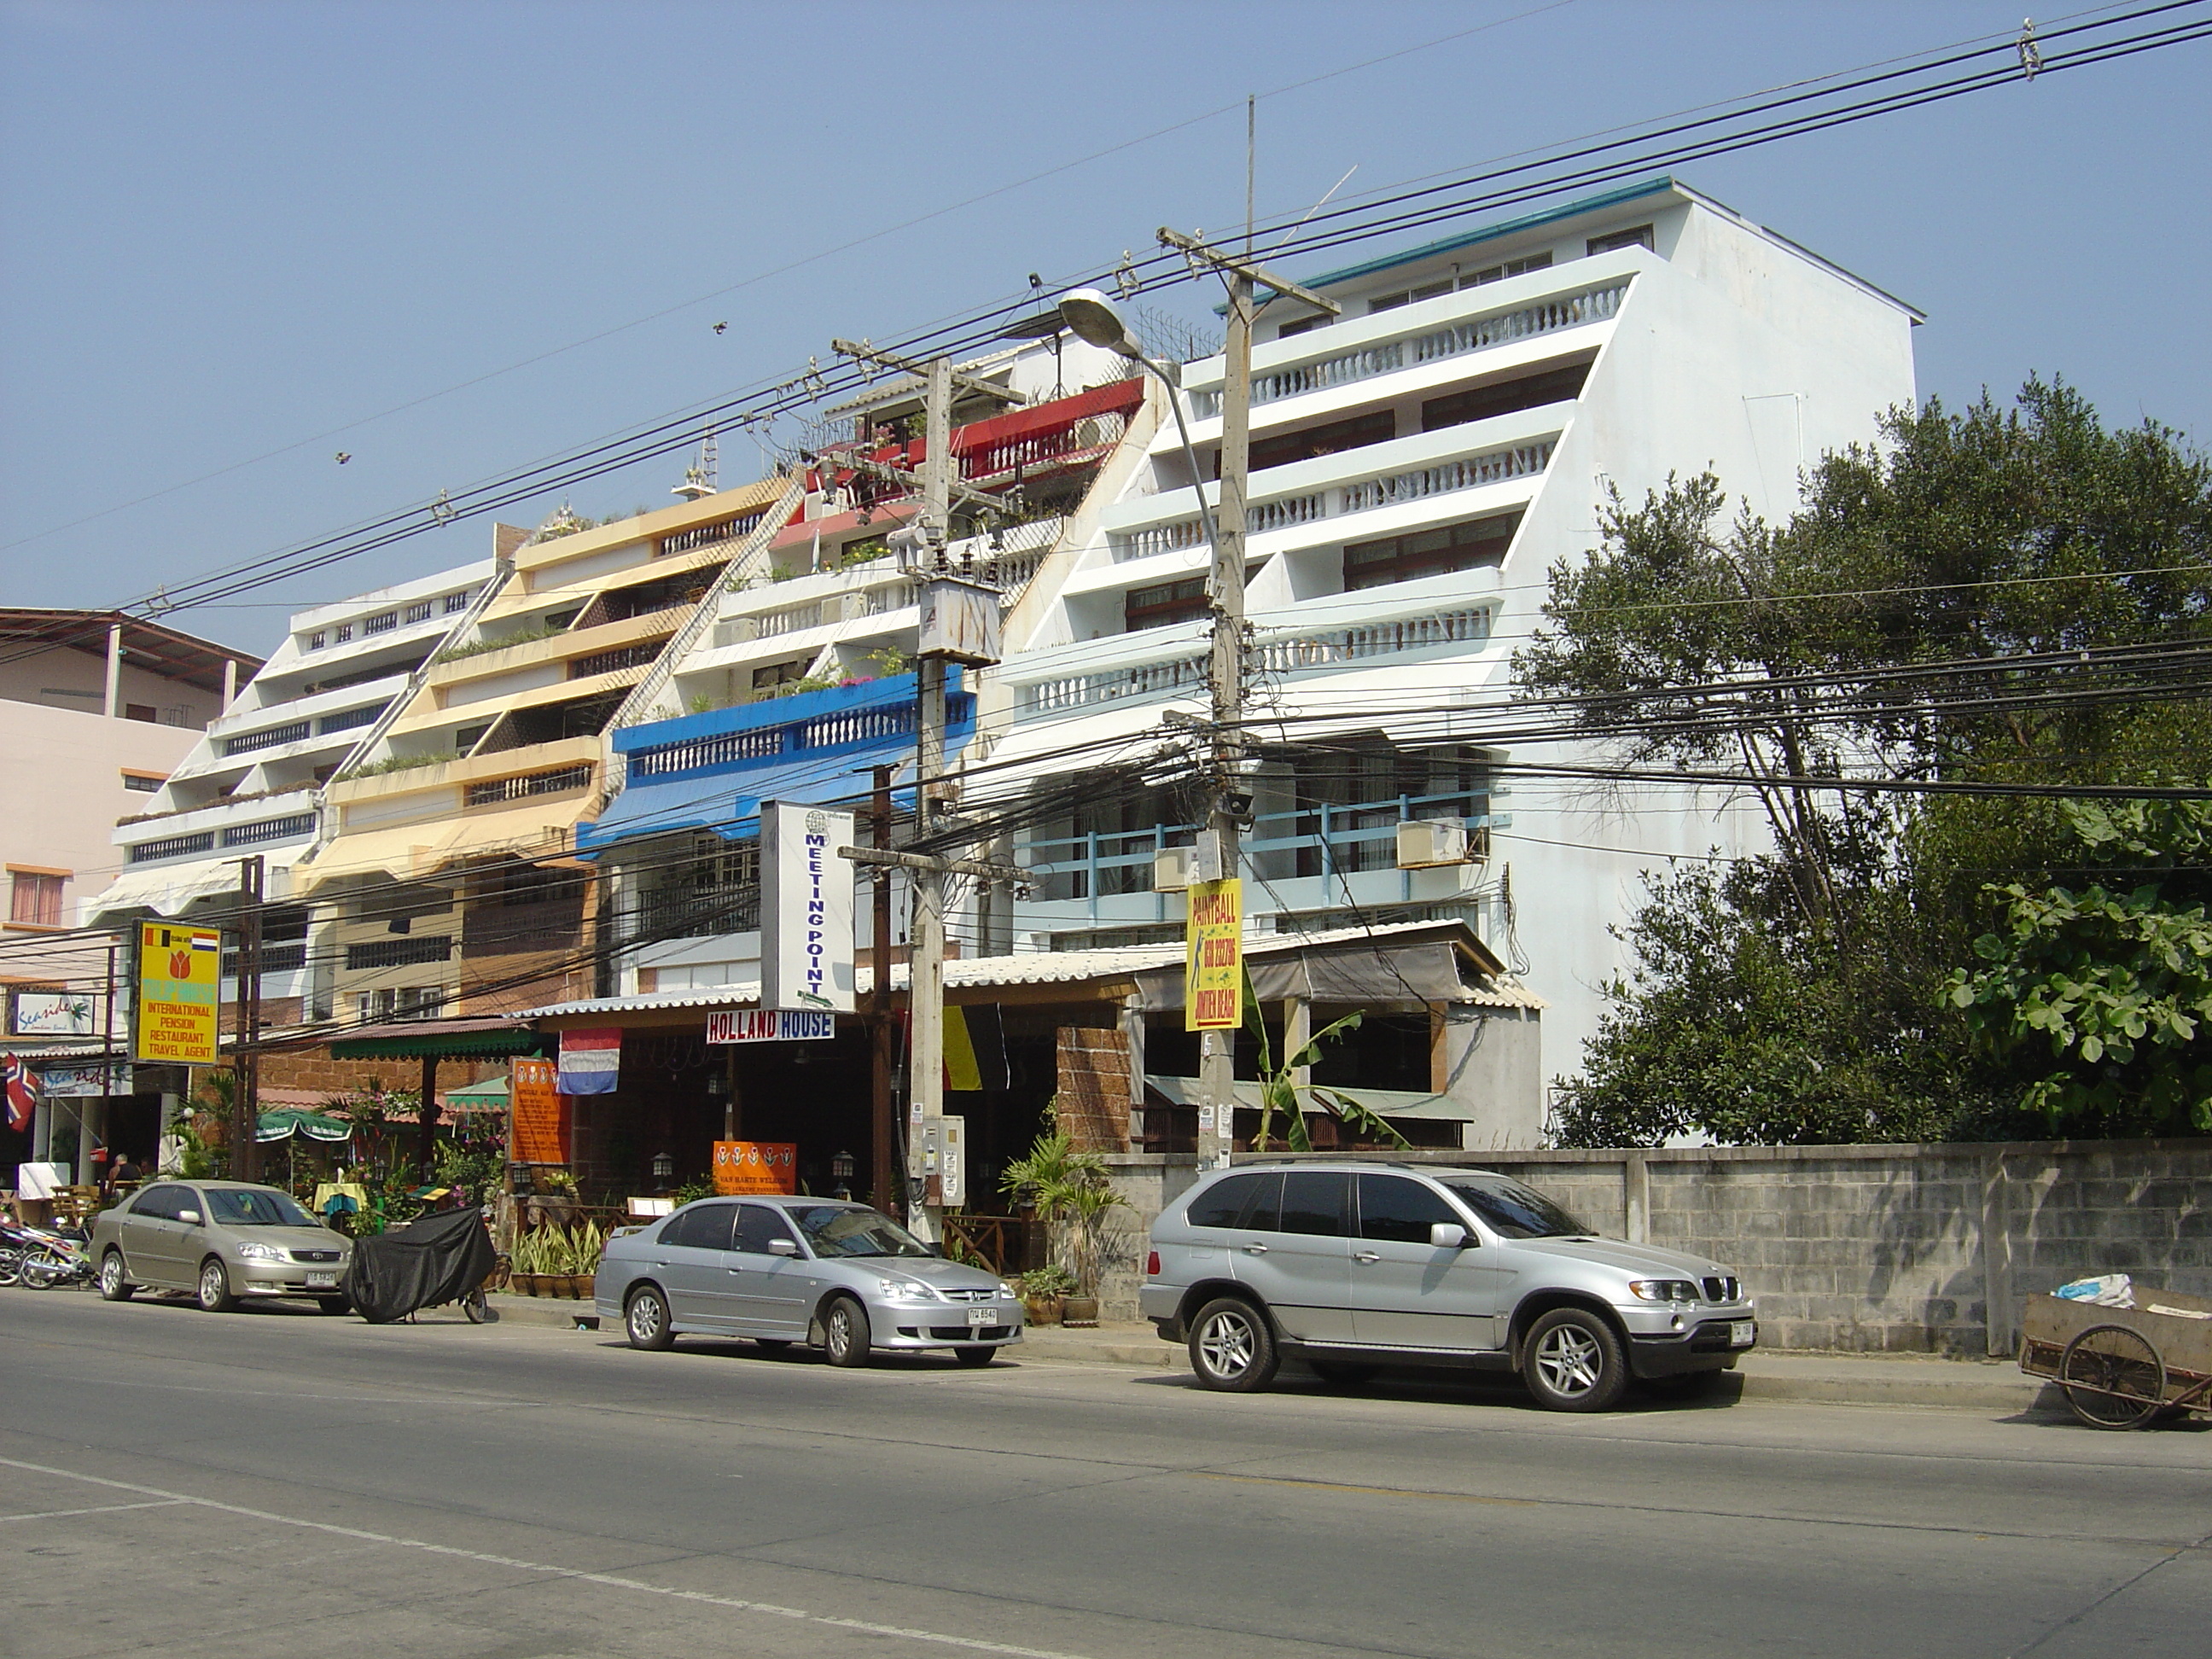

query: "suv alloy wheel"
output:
1522 1307 1629 1412
1188 1296 1280 1393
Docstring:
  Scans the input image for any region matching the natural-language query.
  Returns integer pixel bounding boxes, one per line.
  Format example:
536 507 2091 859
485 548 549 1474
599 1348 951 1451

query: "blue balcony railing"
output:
1023 786 1502 917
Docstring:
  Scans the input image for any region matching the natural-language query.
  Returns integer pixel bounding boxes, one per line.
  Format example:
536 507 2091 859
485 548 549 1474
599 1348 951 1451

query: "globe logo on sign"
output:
806 810 828 835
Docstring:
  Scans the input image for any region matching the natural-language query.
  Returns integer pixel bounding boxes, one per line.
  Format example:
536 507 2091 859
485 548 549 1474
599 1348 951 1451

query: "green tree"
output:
1519 379 2212 1144
1948 798 2212 1133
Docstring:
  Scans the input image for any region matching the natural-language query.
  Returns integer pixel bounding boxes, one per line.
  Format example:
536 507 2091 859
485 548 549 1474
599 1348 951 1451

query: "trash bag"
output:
343 1206 495 1324
2054 1273 2134 1308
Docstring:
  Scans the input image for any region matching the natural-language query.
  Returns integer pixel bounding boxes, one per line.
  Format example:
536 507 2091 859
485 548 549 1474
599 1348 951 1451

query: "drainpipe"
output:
104 622 124 718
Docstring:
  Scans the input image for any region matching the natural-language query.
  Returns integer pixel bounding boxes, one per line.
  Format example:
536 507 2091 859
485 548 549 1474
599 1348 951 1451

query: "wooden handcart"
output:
2020 1285 2212 1429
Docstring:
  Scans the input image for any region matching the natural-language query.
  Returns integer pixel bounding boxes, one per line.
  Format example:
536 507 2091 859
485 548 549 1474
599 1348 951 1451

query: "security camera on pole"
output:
1057 237 1338 1169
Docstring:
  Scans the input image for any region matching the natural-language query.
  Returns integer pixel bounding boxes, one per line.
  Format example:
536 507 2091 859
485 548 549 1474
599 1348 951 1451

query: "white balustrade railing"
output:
1109 438 1553 562
1020 603 1493 713
1187 278 1628 418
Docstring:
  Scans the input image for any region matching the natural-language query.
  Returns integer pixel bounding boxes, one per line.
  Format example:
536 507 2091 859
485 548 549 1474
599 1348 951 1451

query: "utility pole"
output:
868 764 898 1216
231 854 264 1183
829 338 1010 1241
1154 228 1340 1167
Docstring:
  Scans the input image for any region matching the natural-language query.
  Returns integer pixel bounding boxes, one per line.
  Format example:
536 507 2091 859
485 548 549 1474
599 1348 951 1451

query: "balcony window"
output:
355 986 445 1022
444 590 474 614
9 870 65 928
404 601 433 626
751 659 814 693
1342 512 1521 591
120 771 164 793
307 632 327 650
1125 577 1209 632
1462 252 1552 287
364 612 399 636
1290 740 1491 878
1369 279 1453 314
1240 408 1397 476
1586 224 1654 256
335 624 353 643
1420 359 1590 433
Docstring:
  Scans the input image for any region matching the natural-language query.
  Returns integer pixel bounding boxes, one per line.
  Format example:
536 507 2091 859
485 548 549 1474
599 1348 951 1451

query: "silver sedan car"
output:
90 1179 353 1313
595 1196 1023 1366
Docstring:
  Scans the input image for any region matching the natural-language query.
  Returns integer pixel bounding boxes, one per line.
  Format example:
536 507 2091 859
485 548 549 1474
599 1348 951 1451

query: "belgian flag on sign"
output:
943 1004 1008 1093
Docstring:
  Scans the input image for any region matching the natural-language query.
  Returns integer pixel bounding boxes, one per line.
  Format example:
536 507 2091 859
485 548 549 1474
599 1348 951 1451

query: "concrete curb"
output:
486 1299 2058 1413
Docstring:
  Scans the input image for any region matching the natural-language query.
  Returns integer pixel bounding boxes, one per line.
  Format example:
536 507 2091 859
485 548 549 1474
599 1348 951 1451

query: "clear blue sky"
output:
3 0 2207 658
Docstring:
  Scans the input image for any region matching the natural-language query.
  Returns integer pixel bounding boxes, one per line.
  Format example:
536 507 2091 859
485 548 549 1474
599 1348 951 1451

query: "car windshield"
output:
1439 1177 1588 1240
787 1204 934 1259
206 1189 317 1228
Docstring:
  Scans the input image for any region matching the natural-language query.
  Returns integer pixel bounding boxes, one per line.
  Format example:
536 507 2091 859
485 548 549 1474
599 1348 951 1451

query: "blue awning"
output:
576 672 972 855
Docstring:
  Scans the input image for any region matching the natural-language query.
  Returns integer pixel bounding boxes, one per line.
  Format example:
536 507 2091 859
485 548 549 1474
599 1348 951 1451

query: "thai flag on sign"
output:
3 1053 34 1132
557 1029 621 1096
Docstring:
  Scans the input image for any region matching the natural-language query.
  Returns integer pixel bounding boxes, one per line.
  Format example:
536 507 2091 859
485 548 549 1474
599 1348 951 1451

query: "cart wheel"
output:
2058 1323 2166 1429
461 1289 495 1324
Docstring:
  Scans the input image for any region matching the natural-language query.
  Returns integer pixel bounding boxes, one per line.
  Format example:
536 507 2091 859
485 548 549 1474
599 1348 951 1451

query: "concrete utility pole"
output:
231 855 264 1183
1154 227 1340 1167
909 353 953 1241
828 339 1014 1243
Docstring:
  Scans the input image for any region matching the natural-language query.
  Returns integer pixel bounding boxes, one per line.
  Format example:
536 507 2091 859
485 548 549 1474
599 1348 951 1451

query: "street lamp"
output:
1057 288 1219 555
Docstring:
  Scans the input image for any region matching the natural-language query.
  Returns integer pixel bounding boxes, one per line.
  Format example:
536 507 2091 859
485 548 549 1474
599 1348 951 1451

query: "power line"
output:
12 0 2204 672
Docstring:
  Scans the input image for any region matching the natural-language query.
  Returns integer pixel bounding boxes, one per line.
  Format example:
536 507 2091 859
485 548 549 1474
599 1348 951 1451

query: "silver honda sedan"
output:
595 1196 1023 1366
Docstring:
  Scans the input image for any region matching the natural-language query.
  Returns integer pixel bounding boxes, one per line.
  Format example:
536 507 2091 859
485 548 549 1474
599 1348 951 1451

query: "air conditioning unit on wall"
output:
1397 818 1488 870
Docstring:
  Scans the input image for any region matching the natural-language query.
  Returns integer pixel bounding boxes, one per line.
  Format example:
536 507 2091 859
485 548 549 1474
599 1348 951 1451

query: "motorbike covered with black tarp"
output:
342 1206 495 1324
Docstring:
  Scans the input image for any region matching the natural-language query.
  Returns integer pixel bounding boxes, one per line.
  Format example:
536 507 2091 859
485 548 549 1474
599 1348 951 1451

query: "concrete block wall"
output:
1100 1138 2212 1354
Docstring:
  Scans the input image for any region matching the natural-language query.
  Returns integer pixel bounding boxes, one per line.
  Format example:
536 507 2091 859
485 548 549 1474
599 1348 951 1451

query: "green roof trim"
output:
1280 177 1681 296
329 1028 546 1061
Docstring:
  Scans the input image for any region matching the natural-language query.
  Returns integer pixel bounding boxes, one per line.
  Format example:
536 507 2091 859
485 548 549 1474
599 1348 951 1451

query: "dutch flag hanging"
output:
557 1029 621 1096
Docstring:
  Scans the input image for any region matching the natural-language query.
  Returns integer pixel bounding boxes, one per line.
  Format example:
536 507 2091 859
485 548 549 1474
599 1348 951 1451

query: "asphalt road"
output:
5 1289 2208 1659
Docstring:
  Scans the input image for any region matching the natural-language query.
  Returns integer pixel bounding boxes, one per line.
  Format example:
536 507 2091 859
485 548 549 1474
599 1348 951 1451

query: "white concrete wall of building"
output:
0 643 224 730
3 701 201 925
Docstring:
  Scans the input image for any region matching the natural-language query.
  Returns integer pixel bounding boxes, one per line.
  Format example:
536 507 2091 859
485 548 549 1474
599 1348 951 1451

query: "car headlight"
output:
1627 1278 1700 1302
236 1242 283 1262
998 1280 1017 1300
873 1278 935 1301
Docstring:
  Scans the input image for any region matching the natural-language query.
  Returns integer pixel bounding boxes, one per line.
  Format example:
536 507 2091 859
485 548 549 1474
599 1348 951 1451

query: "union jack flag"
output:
3 1053 34 1134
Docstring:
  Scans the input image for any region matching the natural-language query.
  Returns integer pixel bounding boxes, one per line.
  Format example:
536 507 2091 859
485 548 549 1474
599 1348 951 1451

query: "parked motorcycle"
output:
0 1219 92 1289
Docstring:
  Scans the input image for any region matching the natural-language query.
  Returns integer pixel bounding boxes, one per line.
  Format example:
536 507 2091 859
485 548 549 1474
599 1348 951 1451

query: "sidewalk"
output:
486 1295 2058 1413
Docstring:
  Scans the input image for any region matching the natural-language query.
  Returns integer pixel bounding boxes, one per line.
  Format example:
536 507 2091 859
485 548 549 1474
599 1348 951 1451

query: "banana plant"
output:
1242 964 1410 1153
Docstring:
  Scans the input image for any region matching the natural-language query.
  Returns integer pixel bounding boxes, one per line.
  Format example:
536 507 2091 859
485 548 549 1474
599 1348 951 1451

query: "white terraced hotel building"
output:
973 177 1919 1087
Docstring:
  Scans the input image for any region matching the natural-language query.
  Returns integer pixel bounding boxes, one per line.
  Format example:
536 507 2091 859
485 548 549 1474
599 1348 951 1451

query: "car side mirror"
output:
767 1237 800 1257
178 1210 201 1225
1430 1222 1471 1249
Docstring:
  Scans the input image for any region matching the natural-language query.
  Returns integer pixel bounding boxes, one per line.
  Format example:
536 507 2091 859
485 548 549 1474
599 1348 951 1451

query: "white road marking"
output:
0 1499 186 1522
0 1455 1097 1659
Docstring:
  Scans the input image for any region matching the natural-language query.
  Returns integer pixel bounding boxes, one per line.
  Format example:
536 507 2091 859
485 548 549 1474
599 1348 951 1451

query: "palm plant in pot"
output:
999 1126 1127 1327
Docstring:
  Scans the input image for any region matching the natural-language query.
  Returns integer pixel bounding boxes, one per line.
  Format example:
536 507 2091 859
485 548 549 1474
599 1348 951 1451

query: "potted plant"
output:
509 1226 548 1295
1000 1126 1127 1328
1016 1264 1075 1326
565 1219 604 1298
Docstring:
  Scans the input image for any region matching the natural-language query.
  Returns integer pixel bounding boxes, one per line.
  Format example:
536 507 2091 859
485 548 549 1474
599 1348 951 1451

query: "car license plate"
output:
1730 1320 1755 1348
968 1305 995 1328
306 1272 337 1288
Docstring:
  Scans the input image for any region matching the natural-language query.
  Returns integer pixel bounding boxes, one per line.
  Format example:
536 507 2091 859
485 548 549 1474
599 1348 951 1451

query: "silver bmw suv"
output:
1142 1162 1756 1412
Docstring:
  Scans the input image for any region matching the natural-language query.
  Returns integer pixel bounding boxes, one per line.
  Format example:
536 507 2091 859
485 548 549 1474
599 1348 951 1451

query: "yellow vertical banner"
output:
1185 877 1243 1032
134 922 222 1064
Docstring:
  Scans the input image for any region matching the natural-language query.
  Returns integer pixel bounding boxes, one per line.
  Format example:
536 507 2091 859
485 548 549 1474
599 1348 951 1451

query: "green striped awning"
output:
328 1018 547 1061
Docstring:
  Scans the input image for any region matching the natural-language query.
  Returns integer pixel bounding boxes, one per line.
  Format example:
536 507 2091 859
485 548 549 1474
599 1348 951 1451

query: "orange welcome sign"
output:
713 1140 798 1196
